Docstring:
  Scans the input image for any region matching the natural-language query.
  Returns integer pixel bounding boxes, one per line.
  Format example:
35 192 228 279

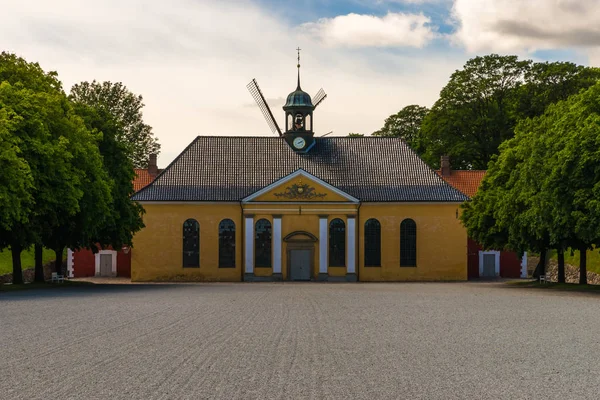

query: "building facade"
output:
130 63 469 282
130 137 469 282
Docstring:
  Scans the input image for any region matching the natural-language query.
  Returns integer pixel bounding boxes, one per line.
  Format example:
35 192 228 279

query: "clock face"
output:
293 137 306 149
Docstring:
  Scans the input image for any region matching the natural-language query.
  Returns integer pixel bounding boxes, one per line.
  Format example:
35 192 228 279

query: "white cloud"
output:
0 0 463 165
300 12 436 48
451 0 600 61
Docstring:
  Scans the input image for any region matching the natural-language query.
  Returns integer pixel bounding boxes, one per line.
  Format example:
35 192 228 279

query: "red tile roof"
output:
133 169 158 192
436 170 486 198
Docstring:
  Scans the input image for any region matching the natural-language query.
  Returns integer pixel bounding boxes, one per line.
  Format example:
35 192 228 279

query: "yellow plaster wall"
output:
131 203 242 282
358 203 467 281
249 208 357 280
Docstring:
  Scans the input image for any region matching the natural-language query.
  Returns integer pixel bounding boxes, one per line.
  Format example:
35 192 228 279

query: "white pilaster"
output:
244 216 254 274
319 217 328 274
67 248 74 278
347 217 356 274
273 217 282 274
521 251 528 278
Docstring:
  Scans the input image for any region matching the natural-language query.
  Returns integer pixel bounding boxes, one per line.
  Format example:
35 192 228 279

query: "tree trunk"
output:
579 247 587 285
54 248 64 276
533 249 547 278
34 243 45 283
557 248 565 284
11 244 23 285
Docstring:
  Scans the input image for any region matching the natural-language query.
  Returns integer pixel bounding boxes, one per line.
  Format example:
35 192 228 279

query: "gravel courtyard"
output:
2 282 600 399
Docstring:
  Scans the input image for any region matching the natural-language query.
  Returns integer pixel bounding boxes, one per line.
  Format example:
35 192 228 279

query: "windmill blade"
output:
247 79 282 137
312 88 327 109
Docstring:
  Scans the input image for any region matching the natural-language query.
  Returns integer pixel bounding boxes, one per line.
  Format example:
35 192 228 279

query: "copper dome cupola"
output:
246 47 327 154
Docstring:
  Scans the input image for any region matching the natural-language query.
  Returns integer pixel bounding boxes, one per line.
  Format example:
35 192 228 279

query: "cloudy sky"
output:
2 0 599 165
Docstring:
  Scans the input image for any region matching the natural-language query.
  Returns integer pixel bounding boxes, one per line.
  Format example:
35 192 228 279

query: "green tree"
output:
0 82 80 284
422 54 531 169
372 105 428 152
518 62 600 120
69 81 160 168
0 107 33 233
420 55 600 170
462 82 600 284
348 132 364 137
73 103 145 252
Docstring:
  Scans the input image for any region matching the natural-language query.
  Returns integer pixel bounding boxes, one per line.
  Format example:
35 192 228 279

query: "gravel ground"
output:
1 282 600 400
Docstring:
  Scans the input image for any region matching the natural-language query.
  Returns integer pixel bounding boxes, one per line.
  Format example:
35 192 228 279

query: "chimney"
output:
441 155 451 177
148 153 158 176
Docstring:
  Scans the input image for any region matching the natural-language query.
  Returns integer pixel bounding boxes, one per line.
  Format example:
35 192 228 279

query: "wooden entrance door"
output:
99 254 113 277
290 249 312 281
482 253 496 277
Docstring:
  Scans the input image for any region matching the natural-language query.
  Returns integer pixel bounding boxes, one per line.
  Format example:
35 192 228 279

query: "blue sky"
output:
1 0 598 165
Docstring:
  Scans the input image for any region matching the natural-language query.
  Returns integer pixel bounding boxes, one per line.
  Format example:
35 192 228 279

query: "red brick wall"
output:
73 249 96 277
73 246 132 278
467 238 481 279
500 251 522 278
117 250 131 278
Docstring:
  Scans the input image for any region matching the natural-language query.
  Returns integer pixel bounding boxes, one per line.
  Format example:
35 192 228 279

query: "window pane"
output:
400 219 417 267
255 219 272 267
329 219 346 267
219 219 236 268
364 218 381 266
183 219 199 268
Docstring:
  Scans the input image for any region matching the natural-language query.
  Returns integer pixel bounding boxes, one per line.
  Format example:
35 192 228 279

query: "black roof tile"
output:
132 136 468 203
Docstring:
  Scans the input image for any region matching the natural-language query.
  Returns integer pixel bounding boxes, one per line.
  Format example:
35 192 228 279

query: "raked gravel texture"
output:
1 282 600 399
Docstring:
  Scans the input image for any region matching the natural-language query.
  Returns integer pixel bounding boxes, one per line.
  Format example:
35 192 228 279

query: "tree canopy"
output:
69 81 161 168
0 52 146 284
374 55 600 170
461 82 600 284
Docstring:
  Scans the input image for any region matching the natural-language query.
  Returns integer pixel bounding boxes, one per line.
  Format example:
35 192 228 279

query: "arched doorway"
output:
283 231 318 281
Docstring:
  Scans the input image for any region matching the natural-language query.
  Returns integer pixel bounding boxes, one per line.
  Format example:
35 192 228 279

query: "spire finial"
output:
296 46 301 90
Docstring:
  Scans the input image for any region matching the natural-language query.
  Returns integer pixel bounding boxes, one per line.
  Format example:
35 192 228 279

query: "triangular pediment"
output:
242 169 359 203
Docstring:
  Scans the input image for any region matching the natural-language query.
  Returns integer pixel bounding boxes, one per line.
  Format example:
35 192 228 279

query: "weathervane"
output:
296 46 302 89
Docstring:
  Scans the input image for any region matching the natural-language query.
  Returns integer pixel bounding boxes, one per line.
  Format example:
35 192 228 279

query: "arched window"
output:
400 219 417 267
364 218 381 266
183 219 199 268
255 219 272 267
219 219 235 268
329 218 346 267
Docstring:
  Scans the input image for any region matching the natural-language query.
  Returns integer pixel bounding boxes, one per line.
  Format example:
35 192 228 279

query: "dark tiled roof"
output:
132 136 468 203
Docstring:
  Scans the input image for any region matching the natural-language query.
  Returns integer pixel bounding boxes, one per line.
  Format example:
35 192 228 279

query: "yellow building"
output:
130 63 468 282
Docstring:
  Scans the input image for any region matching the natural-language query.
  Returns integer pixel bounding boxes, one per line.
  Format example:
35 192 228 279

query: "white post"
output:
346 216 356 278
319 216 328 280
521 251 528 278
244 216 254 277
67 248 74 278
273 216 282 275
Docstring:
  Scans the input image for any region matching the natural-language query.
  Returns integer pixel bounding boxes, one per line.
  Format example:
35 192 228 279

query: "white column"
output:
319 216 328 274
273 216 282 274
244 216 254 275
521 251 528 278
346 216 356 274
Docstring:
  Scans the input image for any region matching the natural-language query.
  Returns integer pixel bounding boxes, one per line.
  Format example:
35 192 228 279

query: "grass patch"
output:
0 280 94 292
506 280 600 293
0 248 56 276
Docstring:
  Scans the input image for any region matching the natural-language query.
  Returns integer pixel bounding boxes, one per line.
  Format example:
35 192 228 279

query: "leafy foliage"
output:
69 81 160 168
372 105 428 152
462 82 600 283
